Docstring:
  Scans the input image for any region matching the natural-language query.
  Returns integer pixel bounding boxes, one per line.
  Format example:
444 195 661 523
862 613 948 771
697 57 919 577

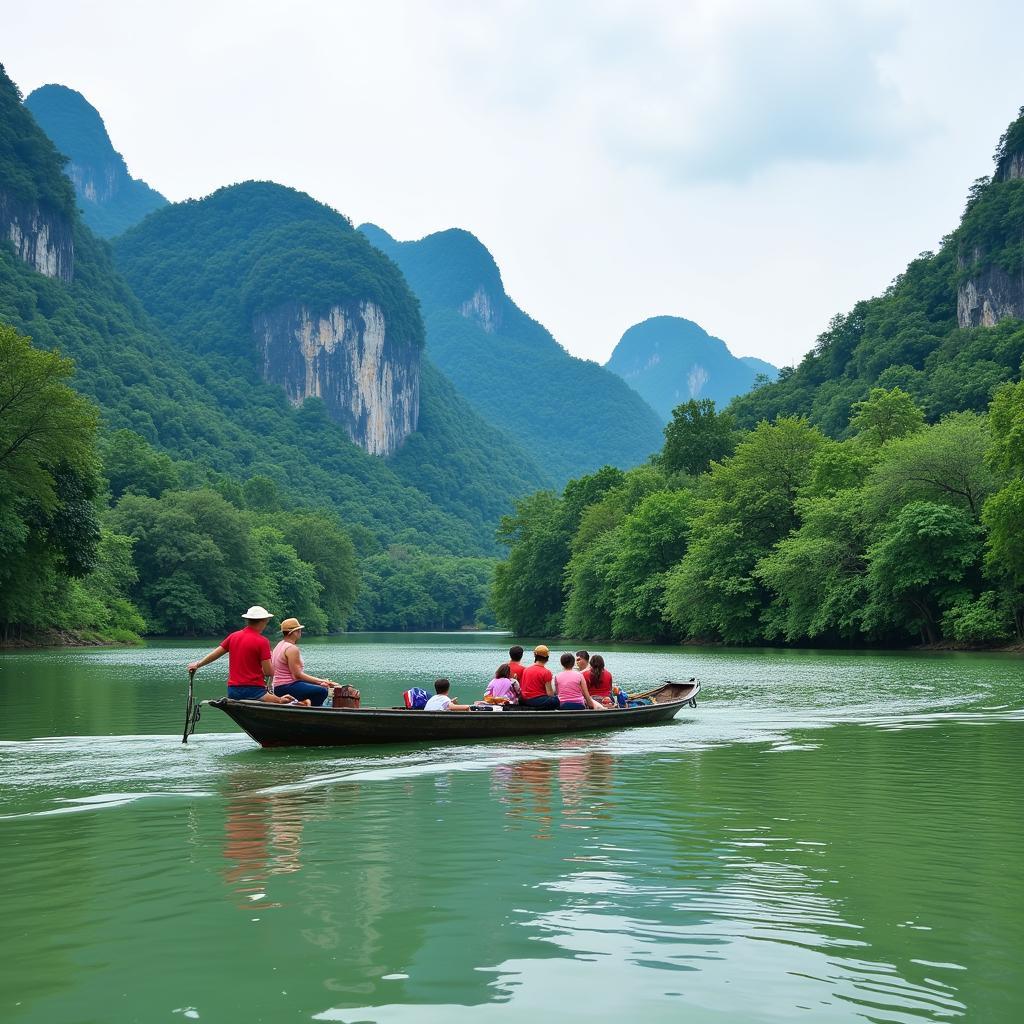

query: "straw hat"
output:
280 617 305 633
242 605 274 620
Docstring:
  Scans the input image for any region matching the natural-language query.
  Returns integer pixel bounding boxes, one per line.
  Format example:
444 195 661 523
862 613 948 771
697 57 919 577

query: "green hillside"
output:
493 108 1024 649
360 223 664 484
1 63 547 637
111 181 543 546
730 108 1024 434
24 84 166 237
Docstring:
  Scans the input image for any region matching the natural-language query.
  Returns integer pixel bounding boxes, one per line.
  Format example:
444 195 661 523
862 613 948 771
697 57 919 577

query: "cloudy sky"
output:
6 0 1024 367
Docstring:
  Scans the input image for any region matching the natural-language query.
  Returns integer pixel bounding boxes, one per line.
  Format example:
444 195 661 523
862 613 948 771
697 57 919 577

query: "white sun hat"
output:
242 605 274 620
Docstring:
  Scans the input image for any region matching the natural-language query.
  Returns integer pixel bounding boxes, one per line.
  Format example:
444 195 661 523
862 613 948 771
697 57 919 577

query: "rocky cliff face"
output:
254 301 419 456
957 139 1024 329
459 285 502 333
957 256 1024 328
0 191 73 281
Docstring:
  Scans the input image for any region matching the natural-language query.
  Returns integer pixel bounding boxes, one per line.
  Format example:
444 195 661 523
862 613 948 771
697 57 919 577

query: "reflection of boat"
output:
208 680 700 748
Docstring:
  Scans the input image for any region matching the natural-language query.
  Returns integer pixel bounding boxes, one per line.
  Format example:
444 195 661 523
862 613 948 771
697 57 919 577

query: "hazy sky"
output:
6 0 1024 367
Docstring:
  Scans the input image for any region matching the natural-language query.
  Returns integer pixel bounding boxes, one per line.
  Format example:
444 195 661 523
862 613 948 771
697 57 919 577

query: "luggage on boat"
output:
332 684 361 709
402 687 429 710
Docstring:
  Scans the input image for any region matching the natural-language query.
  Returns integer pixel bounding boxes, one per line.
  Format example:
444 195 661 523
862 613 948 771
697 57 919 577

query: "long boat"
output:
205 679 700 748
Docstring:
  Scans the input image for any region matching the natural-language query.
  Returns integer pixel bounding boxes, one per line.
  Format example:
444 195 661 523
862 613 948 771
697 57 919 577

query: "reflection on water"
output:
0 638 1022 1022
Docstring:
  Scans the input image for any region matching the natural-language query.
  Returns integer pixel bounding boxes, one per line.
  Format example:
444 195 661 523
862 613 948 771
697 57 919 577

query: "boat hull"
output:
208 680 699 748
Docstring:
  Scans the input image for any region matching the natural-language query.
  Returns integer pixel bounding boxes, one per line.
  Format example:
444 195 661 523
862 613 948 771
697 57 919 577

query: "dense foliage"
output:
24 84 167 237
0 67 530 637
493 388 1024 647
0 67 75 218
360 223 666 485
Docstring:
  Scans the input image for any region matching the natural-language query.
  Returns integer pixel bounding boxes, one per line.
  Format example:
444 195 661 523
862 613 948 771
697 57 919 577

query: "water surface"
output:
2 635 1021 1022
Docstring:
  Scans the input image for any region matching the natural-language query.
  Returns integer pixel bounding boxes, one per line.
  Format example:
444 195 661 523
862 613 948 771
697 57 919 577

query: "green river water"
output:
1 634 1021 1023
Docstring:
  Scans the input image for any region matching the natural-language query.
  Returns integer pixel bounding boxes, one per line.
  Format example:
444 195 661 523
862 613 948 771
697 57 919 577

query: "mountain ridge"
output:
24 83 166 237
359 222 665 483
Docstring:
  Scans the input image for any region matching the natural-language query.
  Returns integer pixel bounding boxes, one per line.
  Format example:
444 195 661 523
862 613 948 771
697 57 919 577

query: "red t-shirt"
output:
520 663 553 700
503 661 526 683
583 668 613 698
220 628 272 687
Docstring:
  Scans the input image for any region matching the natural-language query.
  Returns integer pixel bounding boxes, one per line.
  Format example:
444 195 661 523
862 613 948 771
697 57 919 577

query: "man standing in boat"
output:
187 606 299 703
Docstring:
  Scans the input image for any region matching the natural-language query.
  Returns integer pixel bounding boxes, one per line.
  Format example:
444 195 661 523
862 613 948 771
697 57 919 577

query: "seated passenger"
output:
519 645 559 710
424 678 471 711
483 663 521 705
501 645 527 684
583 654 614 705
554 652 604 710
270 617 336 706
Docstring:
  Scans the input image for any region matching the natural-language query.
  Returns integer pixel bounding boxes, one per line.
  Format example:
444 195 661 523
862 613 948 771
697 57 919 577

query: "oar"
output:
182 669 197 744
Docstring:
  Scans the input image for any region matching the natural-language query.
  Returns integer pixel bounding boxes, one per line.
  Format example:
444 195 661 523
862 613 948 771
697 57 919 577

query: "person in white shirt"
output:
423 678 471 711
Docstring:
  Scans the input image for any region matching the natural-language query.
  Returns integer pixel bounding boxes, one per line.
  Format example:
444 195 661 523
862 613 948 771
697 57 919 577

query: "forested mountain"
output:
605 316 777 422
359 223 664 484
24 84 166 237
0 64 542 639
730 107 1024 434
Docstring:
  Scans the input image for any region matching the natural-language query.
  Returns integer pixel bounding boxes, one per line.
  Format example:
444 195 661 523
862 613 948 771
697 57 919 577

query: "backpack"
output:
403 687 430 710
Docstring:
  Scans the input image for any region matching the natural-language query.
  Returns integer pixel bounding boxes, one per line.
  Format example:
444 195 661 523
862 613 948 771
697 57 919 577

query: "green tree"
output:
275 511 359 631
0 325 103 638
99 429 181 498
606 489 694 639
491 491 568 635
866 413 995 520
848 386 925 446
664 417 826 642
757 490 873 642
863 501 982 644
110 488 264 634
661 399 737 476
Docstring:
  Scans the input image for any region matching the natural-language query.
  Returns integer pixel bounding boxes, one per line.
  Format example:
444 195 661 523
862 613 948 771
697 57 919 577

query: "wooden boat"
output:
206 679 700 748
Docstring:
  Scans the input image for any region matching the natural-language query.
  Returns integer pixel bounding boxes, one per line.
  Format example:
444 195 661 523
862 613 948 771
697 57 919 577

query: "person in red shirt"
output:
187 606 302 703
519 645 558 710
500 645 527 684
583 654 614 705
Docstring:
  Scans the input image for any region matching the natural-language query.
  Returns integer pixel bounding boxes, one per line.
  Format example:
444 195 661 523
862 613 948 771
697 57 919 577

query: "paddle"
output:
182 668 198 744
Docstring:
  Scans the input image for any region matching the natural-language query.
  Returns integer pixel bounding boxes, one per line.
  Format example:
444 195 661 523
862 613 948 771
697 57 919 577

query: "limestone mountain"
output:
24 84 166 238
111 180 548 539
115 182 423 458
730 106 1024 434
360 223 665 484
1 63 543 557
605 316 777 422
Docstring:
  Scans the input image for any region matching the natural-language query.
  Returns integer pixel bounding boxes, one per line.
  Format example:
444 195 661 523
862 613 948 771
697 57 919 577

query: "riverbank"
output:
0 627 142 650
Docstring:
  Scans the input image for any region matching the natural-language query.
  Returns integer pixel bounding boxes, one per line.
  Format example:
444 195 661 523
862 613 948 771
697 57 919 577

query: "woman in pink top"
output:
271 617 336 706
554 652 604 710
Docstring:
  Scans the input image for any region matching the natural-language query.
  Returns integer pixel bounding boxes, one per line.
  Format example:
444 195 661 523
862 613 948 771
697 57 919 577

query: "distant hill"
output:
360 223 665 484
729 107 1024 435
605 316 778 421
25 83 166 237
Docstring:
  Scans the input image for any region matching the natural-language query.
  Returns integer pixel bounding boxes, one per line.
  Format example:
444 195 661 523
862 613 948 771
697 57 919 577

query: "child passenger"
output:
483 663 520 705
554 652 605 711
424 678 471 711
